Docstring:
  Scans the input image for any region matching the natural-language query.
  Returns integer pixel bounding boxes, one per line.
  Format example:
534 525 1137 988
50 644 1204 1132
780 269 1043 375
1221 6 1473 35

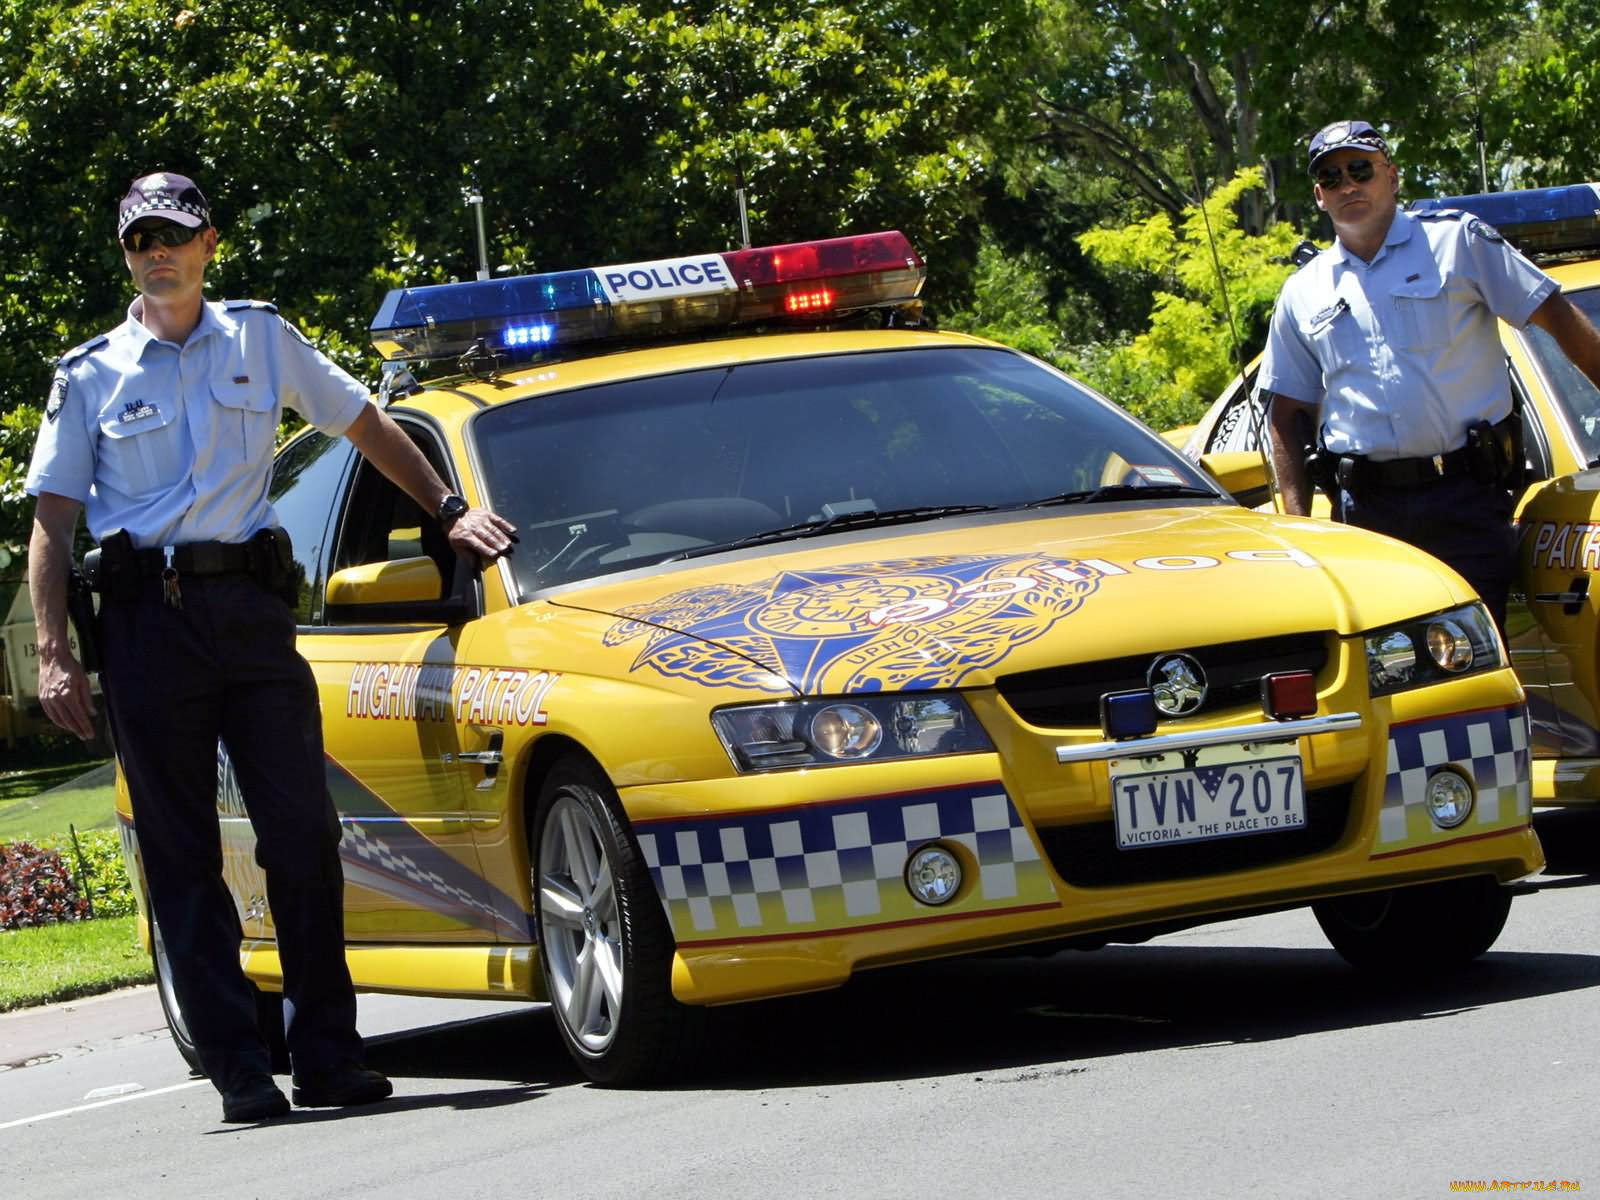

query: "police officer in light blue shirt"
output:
1262 120 1600 628
25 171 516 1124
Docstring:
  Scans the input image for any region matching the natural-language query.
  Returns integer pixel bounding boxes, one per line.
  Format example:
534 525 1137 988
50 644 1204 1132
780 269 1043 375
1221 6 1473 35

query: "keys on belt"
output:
130 542 258 608
1352 445 1475 487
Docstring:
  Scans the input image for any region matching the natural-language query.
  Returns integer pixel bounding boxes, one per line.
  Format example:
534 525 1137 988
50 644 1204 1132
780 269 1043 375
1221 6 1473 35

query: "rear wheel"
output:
149 911 288 1076
532 758 692 1084
1313 876 1513 972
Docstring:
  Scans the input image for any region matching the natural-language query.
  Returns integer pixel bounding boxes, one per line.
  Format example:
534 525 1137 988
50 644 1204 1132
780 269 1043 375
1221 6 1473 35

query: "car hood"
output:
548 506 1470 695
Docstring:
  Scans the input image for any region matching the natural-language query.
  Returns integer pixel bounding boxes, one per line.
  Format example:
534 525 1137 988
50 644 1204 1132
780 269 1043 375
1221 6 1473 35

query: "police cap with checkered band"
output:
1306 120 1391 175
116 172 211 237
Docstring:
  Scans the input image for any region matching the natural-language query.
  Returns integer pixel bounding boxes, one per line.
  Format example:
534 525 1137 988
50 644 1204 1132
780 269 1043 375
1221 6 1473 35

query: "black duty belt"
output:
1355 445 1475 487
130 541 257 576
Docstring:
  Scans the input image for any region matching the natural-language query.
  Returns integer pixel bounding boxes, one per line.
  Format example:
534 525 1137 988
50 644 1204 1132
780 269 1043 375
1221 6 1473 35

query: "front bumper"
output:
622 669 1543 1005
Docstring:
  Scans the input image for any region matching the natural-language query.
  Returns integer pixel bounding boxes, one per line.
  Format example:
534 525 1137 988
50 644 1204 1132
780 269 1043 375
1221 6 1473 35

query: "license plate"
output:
1109 749 1306 850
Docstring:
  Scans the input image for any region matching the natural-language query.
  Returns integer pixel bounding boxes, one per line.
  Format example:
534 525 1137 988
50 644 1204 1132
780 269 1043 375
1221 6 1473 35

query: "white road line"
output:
0 1078 208 1132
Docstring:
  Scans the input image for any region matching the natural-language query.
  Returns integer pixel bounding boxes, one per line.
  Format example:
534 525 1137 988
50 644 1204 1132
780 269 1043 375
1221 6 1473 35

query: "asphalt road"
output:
5 809 1600 1199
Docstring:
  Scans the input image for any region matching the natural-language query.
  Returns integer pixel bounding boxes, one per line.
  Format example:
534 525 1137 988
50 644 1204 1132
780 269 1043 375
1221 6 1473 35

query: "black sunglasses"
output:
121 223 206 253
1314 158 1380 190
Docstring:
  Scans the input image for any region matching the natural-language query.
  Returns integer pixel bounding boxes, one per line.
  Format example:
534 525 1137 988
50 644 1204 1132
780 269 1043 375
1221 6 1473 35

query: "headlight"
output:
1364 603 1503 697
711 694 993 773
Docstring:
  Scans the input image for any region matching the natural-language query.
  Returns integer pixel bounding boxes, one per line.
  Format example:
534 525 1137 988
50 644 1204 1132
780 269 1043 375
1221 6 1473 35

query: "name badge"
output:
117 401 159 424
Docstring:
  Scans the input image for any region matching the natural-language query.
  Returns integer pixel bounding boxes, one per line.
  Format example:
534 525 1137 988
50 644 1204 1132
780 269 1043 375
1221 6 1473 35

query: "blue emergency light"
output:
369 231 926 363
1409 182 1600 258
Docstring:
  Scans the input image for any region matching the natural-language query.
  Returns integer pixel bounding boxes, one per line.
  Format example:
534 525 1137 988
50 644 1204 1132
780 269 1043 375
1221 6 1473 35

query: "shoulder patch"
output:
57 334 109 367
278 315 314 347
1465 215 1505 243
224 299 280 313
45 371 68 422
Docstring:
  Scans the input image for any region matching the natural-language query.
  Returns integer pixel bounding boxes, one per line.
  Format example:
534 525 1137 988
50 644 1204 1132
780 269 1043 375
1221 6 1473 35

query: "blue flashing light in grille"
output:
1100 689 1158 740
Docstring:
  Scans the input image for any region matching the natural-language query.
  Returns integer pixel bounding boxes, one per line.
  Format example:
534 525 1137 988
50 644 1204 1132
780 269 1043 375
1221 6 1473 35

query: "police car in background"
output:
1181 182 1600 812
116 228 1543 1085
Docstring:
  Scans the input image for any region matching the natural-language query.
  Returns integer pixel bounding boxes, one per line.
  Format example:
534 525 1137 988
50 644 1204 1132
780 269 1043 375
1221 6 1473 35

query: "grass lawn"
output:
0 914 152 1012
0 762 116 842
2 749 136 1012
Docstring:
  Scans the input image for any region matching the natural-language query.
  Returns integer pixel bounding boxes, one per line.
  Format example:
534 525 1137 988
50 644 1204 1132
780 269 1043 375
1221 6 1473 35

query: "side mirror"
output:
325 555 474 624
1199 451 1273 508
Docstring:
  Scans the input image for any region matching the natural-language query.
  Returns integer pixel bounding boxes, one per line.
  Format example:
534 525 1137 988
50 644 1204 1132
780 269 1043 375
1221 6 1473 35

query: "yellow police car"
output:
119 230 1543 1085
1181 183 1600 813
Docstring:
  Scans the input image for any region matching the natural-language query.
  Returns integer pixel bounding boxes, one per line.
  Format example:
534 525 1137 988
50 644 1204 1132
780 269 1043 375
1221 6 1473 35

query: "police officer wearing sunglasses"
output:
24 172 516 1124
1261 120 1600 629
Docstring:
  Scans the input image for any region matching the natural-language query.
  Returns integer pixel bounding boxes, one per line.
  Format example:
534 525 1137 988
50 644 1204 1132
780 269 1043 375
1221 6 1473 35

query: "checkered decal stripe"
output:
1379 703 1530 846
636 784 1055 944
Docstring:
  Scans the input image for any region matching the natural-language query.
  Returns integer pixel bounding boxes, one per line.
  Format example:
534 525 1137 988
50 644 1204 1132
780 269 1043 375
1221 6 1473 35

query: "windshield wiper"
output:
665 503 1000 562
1025 483 1219 508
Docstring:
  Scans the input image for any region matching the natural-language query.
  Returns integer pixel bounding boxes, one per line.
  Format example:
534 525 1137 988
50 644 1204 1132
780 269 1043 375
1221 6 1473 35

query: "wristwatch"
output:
435 493 469 528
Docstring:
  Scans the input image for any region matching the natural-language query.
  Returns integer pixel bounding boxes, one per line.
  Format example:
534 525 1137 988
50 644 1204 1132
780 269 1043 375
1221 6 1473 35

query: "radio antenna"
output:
1185 145 1286 513
464 177 491 281
718 12 752 248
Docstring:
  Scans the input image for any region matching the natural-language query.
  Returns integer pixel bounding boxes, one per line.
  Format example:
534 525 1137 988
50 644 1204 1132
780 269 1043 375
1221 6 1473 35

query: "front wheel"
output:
1313 875 1513 973
532 758 694 1085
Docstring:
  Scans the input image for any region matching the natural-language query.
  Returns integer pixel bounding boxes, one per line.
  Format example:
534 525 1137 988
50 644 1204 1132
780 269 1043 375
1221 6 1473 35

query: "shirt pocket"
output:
1389 278 1450 350
97 399 182 498
211 375 279 464
1304 302 1363 372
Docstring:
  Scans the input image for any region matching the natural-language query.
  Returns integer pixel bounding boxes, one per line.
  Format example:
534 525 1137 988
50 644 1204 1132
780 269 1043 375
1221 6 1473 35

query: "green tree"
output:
0 0 1026 558
1070 168 1300 430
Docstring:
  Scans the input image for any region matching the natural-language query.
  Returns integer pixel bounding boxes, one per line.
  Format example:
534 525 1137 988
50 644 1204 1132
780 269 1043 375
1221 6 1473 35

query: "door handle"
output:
445 730 505 789
1532 575 1589 614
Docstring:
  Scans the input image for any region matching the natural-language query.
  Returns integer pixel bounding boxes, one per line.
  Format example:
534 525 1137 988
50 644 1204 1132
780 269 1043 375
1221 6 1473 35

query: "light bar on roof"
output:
369 230 925 363
1409 183 1600 258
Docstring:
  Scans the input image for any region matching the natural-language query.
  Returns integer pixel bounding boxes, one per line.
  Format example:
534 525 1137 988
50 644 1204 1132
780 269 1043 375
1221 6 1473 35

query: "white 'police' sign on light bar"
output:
596 255 738 304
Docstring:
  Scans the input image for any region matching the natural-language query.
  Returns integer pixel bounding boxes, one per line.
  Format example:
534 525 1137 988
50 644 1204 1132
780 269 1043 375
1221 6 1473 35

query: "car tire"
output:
150 911 289 1076
1312 875 1513 972
532 757 695 1085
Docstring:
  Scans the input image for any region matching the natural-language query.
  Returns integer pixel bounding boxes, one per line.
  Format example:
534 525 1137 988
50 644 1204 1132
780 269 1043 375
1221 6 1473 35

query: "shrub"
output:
0 840 91 930
37 829 138 920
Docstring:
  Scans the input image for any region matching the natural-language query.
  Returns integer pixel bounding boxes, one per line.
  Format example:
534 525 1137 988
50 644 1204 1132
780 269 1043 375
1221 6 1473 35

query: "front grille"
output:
1036 782 1354 888
996 632 1330 728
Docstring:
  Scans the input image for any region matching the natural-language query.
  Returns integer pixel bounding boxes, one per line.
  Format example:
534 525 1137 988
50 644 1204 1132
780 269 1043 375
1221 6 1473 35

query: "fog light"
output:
1424 768 1474 828
904 844 962 906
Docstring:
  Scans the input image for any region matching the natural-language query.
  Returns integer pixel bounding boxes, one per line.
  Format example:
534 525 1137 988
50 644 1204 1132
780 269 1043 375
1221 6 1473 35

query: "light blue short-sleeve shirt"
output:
1259 207 1557 460
26 297 371 548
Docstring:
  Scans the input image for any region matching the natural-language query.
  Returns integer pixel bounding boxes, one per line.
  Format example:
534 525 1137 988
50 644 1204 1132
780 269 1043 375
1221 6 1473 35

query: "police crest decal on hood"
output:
603 553 1108 693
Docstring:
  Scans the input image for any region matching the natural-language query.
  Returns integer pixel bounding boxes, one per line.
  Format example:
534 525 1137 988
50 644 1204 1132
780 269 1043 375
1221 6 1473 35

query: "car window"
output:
327 422 458 617
470 345 1219 595
1521 285 1600 466
268 430 356 624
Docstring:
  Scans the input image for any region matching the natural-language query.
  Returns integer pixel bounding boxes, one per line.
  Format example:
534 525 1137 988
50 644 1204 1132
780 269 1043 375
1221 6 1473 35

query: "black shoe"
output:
221 1075 290 1123
291 1064 393 1108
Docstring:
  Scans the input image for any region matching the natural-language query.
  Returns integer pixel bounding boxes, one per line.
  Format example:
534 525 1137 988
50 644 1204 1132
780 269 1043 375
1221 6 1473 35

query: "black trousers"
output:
1336 473 1517 630
99 572 362 1089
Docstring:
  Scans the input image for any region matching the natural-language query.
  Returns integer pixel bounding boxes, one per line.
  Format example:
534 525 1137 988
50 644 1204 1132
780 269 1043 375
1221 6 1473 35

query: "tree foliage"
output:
2 0 1598 562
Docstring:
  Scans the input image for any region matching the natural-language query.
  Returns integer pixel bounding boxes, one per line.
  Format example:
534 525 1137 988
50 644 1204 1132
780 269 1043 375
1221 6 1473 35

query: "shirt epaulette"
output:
224 299 279 313
57 334 109 367
1412 207 1505 242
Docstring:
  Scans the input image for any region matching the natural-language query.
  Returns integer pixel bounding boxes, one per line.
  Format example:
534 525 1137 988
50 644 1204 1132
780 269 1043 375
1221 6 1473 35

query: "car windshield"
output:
470 345 1221 595
1523 285 1600 464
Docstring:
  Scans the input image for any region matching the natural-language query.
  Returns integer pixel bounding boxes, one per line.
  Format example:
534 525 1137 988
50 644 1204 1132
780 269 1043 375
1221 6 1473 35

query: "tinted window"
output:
470 346 1219 595
269 431 355 623
1523 286 1600 465
327 423 459 619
